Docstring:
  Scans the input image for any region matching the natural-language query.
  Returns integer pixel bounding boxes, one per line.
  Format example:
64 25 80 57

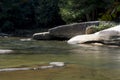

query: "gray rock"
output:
32 21 116 40
33 32 51 40
49 21 100 39
0 33 9 37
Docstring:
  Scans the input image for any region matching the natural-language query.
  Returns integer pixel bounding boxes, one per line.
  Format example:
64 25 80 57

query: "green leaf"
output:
117 5 120 12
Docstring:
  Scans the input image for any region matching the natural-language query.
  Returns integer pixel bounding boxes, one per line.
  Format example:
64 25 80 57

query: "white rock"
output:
49 62 65 67
67 34 99 44
40 65 54 69
0 49 13 54
20 38 31 41
0 68 31 72
102 25 120 31
68 25 120 44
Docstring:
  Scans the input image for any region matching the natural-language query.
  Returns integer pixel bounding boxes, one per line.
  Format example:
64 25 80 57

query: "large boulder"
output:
68 25 120 45
32 21 115 40
67 34 100 44
49 21 100 39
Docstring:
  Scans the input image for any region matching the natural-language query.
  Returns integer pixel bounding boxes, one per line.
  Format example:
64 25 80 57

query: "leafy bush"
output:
86 22 116 34
99 1 120 21
59 0 114 23
96 22 116 31
96 23 115 31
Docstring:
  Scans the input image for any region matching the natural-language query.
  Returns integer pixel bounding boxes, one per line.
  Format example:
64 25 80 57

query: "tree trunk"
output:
86 14 91 21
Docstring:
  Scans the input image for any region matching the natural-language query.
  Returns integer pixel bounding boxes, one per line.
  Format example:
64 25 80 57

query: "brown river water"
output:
0 37 120 80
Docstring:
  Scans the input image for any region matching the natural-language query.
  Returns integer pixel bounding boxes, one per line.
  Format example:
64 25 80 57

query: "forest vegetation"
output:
0 0 120 33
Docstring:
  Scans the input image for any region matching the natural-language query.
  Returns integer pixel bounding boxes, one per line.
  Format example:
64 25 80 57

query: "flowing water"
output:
0 37 120 80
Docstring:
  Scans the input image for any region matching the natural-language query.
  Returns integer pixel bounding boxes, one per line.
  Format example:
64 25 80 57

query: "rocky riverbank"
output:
32 21 100 40
32 21 120 46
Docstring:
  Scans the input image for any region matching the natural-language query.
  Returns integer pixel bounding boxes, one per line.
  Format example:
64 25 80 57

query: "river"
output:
0 37 120 80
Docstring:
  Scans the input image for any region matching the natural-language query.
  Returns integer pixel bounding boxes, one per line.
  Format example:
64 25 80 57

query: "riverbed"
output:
0 37 120 80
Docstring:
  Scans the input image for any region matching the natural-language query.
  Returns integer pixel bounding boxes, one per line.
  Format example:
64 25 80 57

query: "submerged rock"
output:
0 68 31 72
20 38 32 41
0 62 65 72
0 49 14 54
33 32 51 40
39 62 65 69
40 65 54 69
0 33 9 37
49 62 65 67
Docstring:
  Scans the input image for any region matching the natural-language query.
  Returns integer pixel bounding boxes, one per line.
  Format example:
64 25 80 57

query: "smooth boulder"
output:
67 34 100 44
32 21 114 40
49 21 100 39
68 25 120 45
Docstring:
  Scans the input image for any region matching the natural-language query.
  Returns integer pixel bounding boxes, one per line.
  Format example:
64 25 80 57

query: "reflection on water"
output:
69 44 120 68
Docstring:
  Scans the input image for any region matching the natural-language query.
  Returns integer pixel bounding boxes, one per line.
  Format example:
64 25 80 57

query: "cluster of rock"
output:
40 62 65 69
33 20 120 46
0 62 65 72
33 21 100 40
0 33 9 38
68 25 120 46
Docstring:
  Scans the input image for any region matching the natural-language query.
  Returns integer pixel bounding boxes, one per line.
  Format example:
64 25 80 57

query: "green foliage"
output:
59 0 120 23
117 5 120 11
100 1 120 21
35 0 65 28
100 14 113 21
86 22 116 34
59 0 114 23
0 0 65 33
97 23 113 31
0 0 35 30
0 0 120 33
59 0 84 23
94 22 116 32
